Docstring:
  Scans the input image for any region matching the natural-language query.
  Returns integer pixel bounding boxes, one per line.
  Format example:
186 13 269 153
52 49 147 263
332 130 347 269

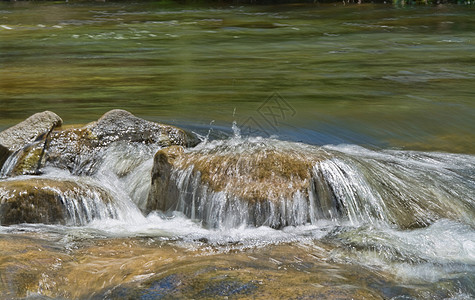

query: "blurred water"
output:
1 1 474 152
1 2 475 299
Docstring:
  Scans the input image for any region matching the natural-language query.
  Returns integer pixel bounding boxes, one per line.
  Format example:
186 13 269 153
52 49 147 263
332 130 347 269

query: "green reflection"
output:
0 2 474 153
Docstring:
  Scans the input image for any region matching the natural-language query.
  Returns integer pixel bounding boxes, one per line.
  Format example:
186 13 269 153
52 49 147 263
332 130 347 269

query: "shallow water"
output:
1 1 475 299
1 136 474 299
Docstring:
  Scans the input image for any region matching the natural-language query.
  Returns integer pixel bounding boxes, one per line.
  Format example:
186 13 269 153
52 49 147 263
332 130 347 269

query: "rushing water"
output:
1 1 475 299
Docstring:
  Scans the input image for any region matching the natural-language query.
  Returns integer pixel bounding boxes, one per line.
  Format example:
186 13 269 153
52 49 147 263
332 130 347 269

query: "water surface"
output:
1 1 474 152
1 2 475 299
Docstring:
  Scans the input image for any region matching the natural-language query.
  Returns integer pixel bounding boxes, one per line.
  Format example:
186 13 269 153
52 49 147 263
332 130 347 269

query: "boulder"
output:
146 141 333 228
3 109 200 176
43 110 199 175
92 109 198 148
0 111 62 170
0 178 116 225
147 139 475 230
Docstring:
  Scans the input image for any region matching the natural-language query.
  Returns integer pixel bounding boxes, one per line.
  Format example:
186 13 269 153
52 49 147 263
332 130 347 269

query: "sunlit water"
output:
1 1 474 152
1 1 475 299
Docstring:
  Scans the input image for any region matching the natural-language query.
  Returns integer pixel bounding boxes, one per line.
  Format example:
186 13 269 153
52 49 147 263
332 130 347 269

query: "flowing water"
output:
1 1 475 299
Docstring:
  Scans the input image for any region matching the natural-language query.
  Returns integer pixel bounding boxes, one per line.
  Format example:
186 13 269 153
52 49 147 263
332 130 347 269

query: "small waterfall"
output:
153 138 475 229
47 180 119 226
95 141 158 212
0 151 19 178
0 176 131 226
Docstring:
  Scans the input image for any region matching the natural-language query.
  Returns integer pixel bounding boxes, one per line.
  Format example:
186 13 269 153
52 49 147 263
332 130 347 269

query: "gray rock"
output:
0 111 62 170
92 109 199 148
5 109 200 176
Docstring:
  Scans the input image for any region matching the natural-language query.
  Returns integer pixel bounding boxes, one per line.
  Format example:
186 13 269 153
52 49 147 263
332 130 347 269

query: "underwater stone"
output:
0 111 62 170
0 178 115 225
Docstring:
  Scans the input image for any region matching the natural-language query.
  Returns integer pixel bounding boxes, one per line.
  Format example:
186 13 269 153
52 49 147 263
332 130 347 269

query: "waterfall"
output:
153 138 475 229
0 150 20 178
1 134 474 230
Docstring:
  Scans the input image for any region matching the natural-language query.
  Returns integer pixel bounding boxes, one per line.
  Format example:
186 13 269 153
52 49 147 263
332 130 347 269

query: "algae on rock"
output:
0 178 117 225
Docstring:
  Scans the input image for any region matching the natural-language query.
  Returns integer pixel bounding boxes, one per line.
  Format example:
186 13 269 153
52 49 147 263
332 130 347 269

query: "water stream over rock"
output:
0 110 474 299
1 1 475 298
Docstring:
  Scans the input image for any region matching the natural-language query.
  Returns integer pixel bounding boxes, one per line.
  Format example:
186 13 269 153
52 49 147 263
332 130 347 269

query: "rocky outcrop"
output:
93 109 198 147
0 111 62 170
43 109 199 175
147 141 333 228
146 139 475 230
0 178 116 225
1 109 200 176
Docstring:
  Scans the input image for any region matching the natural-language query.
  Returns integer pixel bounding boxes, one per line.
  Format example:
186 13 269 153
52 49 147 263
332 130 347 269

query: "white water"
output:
1 134 474 297
142 136 475 229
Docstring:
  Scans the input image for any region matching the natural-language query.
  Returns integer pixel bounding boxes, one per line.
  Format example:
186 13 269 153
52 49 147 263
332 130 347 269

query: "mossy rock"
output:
147 141 333 228
0 178 115 225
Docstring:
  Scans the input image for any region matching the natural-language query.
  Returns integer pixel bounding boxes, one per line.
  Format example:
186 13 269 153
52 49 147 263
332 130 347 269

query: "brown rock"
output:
147 141 332 228
0 178 115 225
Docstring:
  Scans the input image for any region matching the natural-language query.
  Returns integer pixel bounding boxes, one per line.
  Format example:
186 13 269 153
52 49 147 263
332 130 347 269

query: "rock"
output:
147 140 333 228
42 110 199 175
2 141 45 177
0 145 10 172
0 111 62 170
148 146 184 212
147 138 475 229
2 109 200 176
0 178 116 225
92 109 198 148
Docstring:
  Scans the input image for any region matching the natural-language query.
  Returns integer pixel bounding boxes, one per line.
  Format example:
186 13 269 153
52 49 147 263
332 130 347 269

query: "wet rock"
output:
1 110 199 177
93 109 199 148
0 145 10 172
0 178 116 225
147 146 184 212
0 111 62 170
1 141 45 177
147 140 332 228
42 110 199 175
147 138 475 229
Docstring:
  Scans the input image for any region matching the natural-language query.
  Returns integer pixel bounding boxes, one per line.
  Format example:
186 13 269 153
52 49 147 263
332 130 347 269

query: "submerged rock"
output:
0 111 62 170
0 178 117 225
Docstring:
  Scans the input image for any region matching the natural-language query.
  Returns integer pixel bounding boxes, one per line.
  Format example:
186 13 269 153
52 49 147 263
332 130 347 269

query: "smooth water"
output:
1 1 474 152
1 1 475 299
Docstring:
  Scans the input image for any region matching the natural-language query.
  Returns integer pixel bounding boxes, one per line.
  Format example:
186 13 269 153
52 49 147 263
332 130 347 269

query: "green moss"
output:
11 145 43 176
171 148 323 203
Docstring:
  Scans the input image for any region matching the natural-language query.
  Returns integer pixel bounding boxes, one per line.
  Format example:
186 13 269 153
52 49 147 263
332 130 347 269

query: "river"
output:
0 1 474 299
